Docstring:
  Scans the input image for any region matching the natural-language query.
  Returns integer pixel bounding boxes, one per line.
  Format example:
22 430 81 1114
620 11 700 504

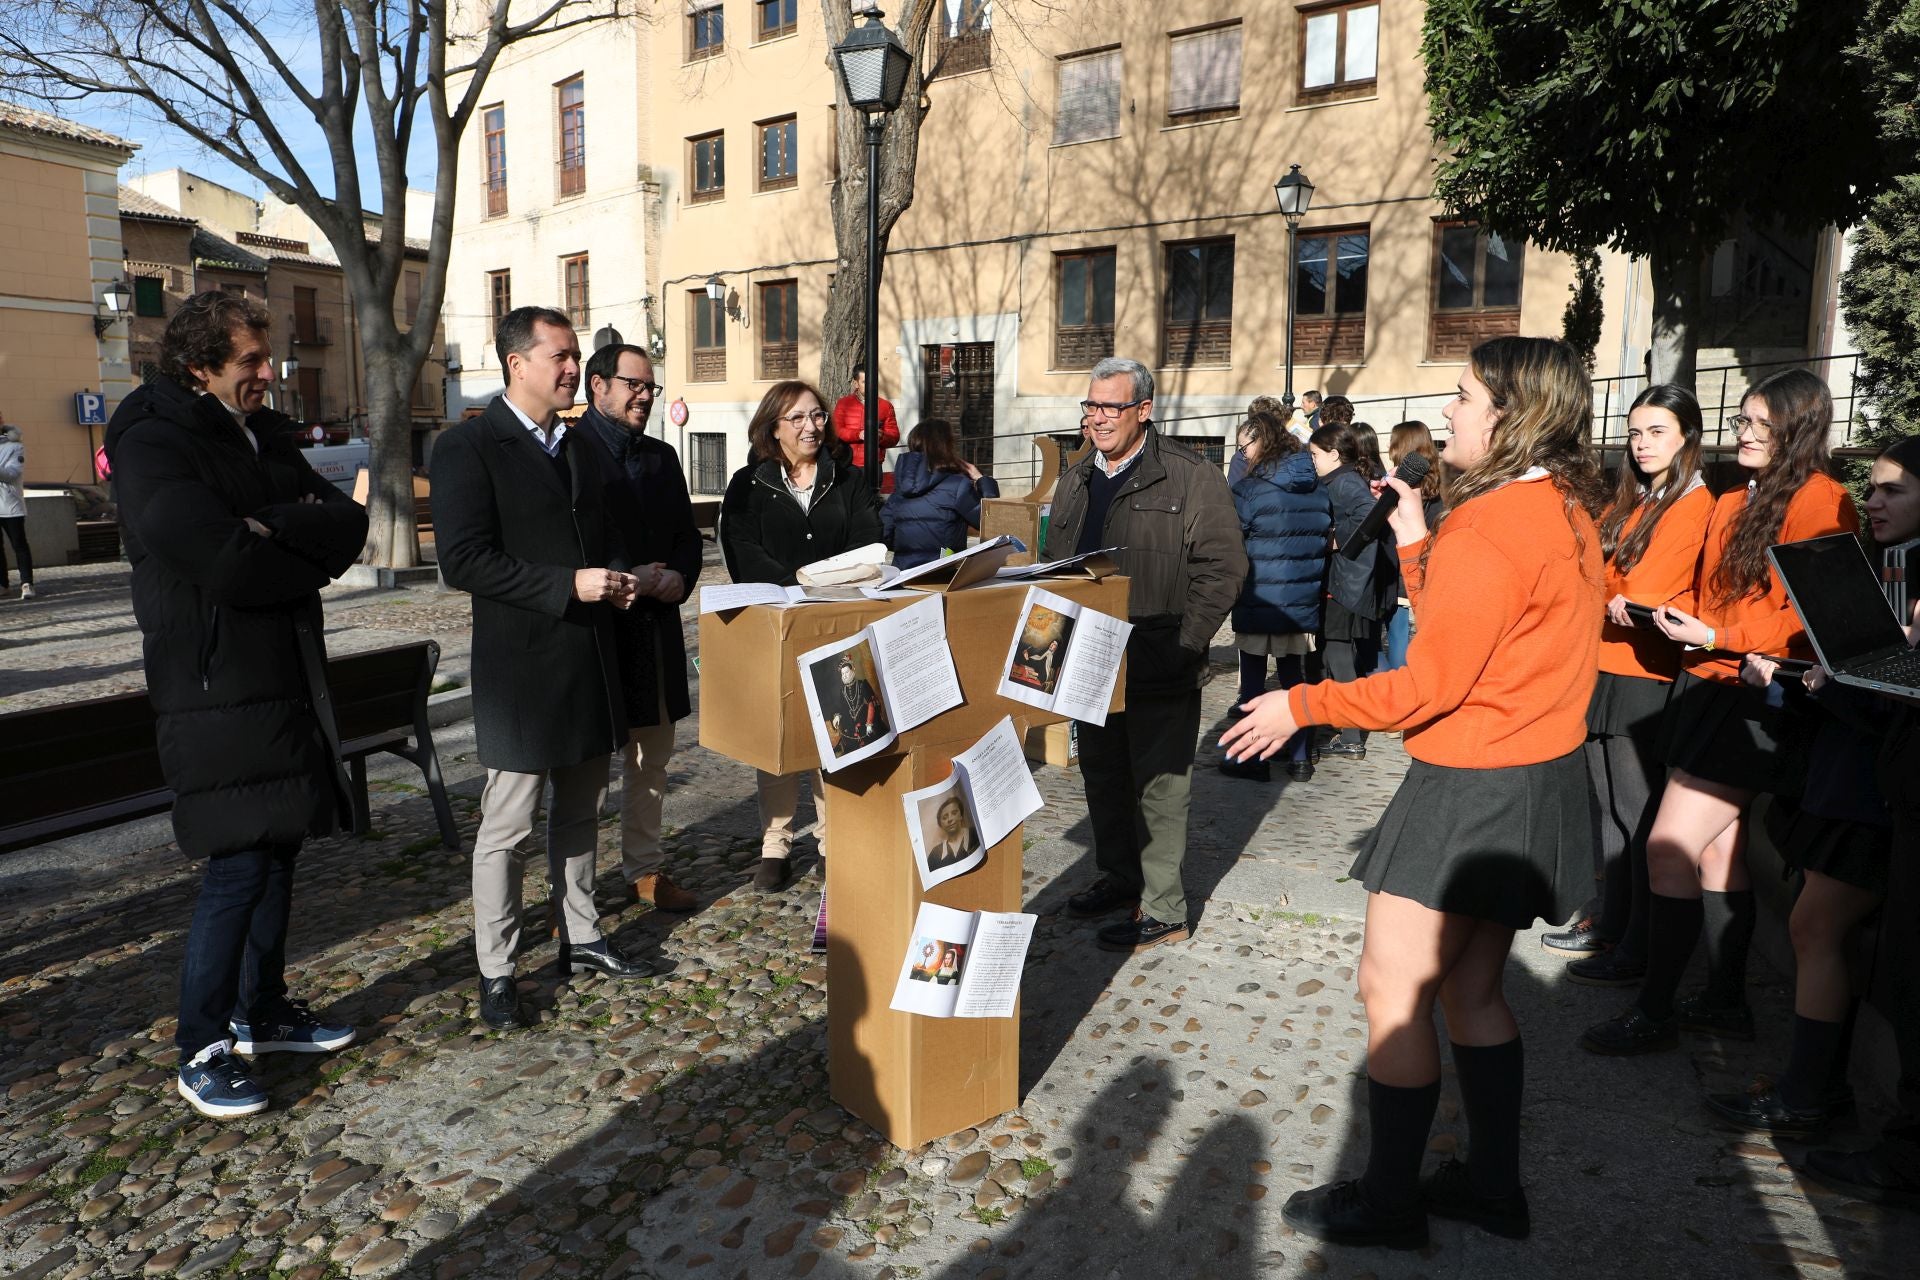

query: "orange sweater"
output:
1598 482 1714 682
1288 474 1604 768
1678 473 1860 684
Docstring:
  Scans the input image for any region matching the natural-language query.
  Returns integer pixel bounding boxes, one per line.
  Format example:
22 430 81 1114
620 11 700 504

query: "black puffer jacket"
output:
105 377 368 858
717 454 883 585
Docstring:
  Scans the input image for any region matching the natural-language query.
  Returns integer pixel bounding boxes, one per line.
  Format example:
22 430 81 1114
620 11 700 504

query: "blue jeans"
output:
1238 651 1311 763
176 846 298 1057
1380 604 1412 672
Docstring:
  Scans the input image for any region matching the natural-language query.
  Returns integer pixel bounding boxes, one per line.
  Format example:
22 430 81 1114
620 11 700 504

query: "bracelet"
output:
1685 627 1716 652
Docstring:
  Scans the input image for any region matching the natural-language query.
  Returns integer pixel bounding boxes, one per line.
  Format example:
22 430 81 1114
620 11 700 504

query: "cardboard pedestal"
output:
698 576 1129 1148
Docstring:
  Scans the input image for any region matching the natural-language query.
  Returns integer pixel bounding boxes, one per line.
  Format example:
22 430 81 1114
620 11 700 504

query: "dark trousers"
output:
1323 637 1378 747
1587 723 1665 958
1238 651 1311 763
176 846 298 1057
1077 686 1203 925
0 516 30 587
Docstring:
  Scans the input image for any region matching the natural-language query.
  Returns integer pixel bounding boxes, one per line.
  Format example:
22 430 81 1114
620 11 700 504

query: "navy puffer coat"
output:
880 451 1000 569
1229 448 1332 636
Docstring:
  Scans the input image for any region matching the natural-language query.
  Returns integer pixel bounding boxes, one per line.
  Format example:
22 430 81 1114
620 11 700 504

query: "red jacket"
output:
832 394 899 469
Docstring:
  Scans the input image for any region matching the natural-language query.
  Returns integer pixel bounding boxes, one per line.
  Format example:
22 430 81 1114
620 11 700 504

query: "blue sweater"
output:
1229 449 1333 636
881 452 1001 569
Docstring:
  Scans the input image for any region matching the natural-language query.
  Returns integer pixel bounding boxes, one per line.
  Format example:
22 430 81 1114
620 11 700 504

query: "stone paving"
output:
3 557 1918 1279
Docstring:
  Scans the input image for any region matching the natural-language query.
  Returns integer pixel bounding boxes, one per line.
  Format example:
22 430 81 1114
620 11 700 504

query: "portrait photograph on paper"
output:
1007 605 1074 696
905 936 967 986
997 586 1132 725
905 778 986 889
802 639 893 769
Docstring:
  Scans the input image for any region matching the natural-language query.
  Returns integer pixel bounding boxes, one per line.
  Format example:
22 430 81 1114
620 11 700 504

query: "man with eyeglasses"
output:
580 343 704 917
1045 356 1248 951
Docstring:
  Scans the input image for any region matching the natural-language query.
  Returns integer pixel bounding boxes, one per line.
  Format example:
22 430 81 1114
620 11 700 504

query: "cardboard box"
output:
698 575 1129 776
978 498 1043 567
1023 721 1077 769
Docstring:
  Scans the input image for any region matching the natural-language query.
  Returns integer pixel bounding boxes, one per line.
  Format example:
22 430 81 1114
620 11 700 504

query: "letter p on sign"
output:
74 391 107 425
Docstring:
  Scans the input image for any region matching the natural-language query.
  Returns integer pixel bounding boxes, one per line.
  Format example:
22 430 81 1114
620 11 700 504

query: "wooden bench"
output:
0 640 460 855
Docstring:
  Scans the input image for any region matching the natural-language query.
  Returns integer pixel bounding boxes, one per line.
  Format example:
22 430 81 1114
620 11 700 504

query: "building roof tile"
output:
0 100 136 151
117 185 195 224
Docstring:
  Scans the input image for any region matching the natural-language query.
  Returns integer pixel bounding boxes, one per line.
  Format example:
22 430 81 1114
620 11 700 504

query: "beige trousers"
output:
620 720 675 880
472 755 609 979
755 769 827 859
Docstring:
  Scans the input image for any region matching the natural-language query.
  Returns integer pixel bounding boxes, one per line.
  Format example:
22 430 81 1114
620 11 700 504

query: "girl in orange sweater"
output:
1583 369 1859 1056
1223 337 1609 1247
1548 385 1713 985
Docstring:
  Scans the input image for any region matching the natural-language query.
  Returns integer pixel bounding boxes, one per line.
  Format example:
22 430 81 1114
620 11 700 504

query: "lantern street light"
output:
832 5 913 488
1273 164 1316 412
95 279 133 338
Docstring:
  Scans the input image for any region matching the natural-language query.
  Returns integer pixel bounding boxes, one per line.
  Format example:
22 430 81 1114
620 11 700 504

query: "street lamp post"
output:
94 279 133 338
832 6 913 489
1273 164 1316 413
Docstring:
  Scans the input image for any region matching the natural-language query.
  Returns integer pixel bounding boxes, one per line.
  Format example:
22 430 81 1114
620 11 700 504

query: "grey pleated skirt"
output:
1350 748 1593 930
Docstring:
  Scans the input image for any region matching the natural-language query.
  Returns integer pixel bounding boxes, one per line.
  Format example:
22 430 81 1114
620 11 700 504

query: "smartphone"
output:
1621 601 1659 629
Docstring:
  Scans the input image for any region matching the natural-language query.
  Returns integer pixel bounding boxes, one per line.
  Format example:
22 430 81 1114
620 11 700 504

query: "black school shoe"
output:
1217 757 1271 782
1541 916 1607 954
1096 916 1191 952
1281 1179 1428 1250
1580 1006 1679 1055
1676 990 1755 1040
1565 949 1647 988
1801 1134 1920 1208
1066 876 1140 918
1704 1081 1833 1138
1421 1157 1531 1239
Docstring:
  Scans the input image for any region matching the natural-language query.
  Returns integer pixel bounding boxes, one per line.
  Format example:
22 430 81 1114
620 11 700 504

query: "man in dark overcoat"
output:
106 291 367 1118
433 306 652 1030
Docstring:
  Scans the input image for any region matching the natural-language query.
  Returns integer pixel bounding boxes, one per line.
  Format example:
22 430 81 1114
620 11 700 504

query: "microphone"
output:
1341 453 1432 561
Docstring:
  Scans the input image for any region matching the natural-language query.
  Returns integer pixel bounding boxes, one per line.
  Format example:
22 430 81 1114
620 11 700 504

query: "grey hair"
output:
1090 356 1154 404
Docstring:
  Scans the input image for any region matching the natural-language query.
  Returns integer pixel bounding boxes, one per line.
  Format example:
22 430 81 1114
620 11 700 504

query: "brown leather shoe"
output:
635 873 699 913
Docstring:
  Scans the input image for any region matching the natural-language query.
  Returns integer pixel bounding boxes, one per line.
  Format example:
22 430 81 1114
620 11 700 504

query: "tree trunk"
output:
1648 246 1701 390
358 329 422 569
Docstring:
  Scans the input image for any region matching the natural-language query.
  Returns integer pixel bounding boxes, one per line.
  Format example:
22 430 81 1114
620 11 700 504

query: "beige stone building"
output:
117 186 198 388
447 1 1853 493
0 104 136 490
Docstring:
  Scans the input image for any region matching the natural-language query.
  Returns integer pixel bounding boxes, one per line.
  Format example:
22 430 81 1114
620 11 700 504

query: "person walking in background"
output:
106 291 367 1117
1222 409 1332 784
881 419 1000 569
1309 424 1397 761
1583 369 1860 1056
1224 336 1610 1248
0 417 34 600
1302 389 1324 432
1046 356 1247 952
1550 387 1711 979
1317 394 1353 430
579 342 703 917
435 306 655 1033
1377 423 1446 673
832 362 901 488
720 380 883 893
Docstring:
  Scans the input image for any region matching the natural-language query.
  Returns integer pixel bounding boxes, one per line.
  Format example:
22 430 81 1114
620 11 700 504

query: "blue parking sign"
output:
74 391 107 425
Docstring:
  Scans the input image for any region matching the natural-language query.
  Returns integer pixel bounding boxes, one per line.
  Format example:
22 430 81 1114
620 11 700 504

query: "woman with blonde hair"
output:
1224 336 1610 1247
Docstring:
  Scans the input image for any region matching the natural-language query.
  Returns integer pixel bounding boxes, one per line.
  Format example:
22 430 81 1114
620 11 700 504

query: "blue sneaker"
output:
177 1042 268 1117
230 1000 356 1055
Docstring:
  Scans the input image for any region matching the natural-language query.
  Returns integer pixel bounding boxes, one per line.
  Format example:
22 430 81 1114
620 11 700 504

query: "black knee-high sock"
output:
1451 1038 1524 1197
1701 889 1756 1008
1638 894 1705 1021
1830 1001 1860 1095
1359 1076 1441 1211
1778 1015 1846 1110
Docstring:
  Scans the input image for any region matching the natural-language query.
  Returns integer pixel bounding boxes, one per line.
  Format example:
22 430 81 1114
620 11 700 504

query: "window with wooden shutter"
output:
758 279 799 379
482 105 507 218
758 116 798 191
1293 226 1369 364
1054 248 1116 370
1299 2 1379 103
690 131 725 202
1163 237 1235 366
689 290 726 382
562 253 589 328
1427 222 1525 360
487 269 511 342
1054 48 1121 146
1168 23 1242 119
688 1 724 60
557 76 585 197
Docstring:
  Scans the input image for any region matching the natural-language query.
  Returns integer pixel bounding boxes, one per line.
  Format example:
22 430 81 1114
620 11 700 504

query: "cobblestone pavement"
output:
3 559 1918 1279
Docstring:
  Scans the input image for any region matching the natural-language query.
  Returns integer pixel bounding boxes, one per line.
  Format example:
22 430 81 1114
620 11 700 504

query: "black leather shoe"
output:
1541 916 1607 954
479 977 525 1030
1676 991 1755 1040
1066 876 1139 918
1096 916 1192 952
565 938 656 980
752 857 791 894
1565 949 1646 988
1802 1137 1920 1208
1281 1179 1427 1250
1421 1157 1530 1239
1320 741 1367 761
1580 1006 1678 1055
1705 1081 1833 1138
1286 760 1316 783
1217 757 1271 782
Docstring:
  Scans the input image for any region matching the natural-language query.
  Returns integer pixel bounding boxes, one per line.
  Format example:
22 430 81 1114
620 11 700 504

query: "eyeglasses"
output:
781 410 829 428
611 376 663 396
1727 414 1773 440
1079 397 1146 419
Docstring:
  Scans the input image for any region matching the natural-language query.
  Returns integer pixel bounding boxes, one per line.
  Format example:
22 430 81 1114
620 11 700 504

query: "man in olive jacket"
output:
1043 356 1247 951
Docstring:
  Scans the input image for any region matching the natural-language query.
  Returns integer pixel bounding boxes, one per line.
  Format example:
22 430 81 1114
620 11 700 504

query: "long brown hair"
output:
1710 368 1836 606
747 380 831 476
1344 422 1385 480
1428 336 1610 574
906 419 966 473
1389 421 1444 500
1239 409 1298 471
1601 383 1706 574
